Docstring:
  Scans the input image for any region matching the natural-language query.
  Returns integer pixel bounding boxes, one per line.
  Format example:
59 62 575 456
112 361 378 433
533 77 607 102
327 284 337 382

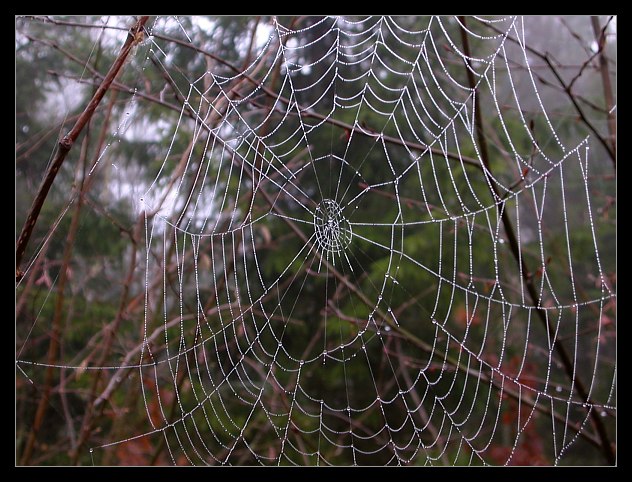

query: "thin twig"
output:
474 17 616 167
15 16 150 280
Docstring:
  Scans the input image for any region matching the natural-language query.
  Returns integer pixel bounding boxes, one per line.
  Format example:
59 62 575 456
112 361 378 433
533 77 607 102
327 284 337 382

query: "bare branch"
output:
16 16 150 279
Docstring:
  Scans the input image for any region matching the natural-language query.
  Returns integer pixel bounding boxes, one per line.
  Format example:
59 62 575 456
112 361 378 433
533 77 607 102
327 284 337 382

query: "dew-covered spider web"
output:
17 15 616 466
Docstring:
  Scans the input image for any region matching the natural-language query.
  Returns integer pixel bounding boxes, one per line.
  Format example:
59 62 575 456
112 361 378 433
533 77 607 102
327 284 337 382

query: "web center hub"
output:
313 199 352 256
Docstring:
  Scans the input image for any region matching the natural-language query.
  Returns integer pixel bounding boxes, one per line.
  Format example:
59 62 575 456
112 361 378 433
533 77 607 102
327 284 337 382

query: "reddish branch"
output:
15 16 149 281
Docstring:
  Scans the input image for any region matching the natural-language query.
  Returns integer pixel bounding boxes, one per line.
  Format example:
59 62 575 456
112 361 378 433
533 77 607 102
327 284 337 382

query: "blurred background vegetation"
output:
16 16 615 466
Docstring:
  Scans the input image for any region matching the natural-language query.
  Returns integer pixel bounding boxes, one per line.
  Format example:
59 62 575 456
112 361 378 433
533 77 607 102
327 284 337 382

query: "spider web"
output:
17 15 616 466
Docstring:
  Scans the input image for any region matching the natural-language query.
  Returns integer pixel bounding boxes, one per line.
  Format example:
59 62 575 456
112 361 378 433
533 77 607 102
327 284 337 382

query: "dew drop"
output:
556 386 562 393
